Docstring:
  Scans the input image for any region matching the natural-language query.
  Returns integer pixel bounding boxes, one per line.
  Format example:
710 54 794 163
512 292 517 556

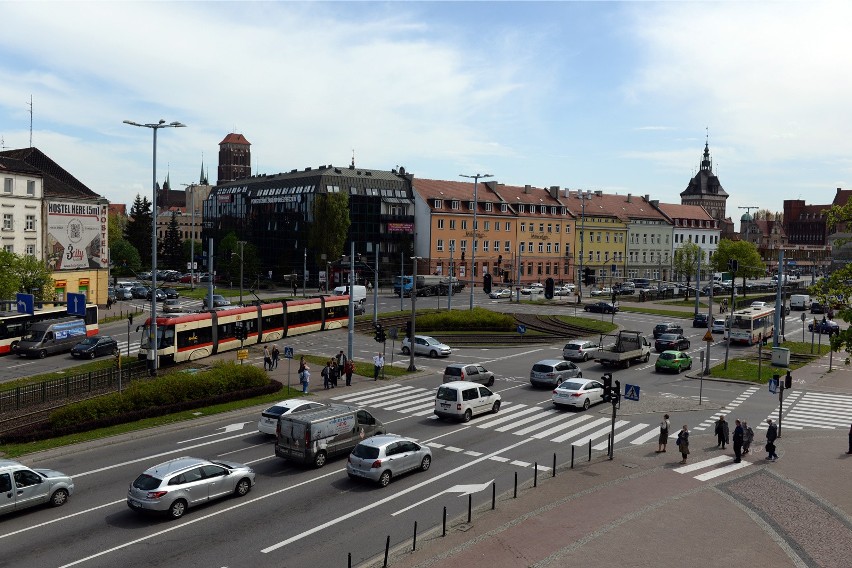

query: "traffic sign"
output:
283 346 294 359
768 376 779 394
16 293 34 315
67 292 87 316
624 384 640 401
388 326 399 340
237 349 249 360
703 330 714 342
517 324 526 335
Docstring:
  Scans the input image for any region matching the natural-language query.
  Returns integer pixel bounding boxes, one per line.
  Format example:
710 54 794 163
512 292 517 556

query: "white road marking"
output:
177 422 250 444
673 455 731 474
592 423 650 450
693 460 752 481
0 499 125 541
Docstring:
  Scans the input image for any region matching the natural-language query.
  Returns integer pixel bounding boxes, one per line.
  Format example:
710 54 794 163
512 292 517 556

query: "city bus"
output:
0 304 99 354
728 305 775 345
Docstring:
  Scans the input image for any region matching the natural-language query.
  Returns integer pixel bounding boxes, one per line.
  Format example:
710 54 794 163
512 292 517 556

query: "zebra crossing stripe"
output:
546 417 611 442
341 386 419 405
496 410 566 434
383 396 437 411
529 415 597 439
630 427 662 445
593 423 650 450
409 404 442 416
674 455 730 473
474 405 540 429
693 460 752 481
367 391 431 408
568 420 629 446
330 384 403 400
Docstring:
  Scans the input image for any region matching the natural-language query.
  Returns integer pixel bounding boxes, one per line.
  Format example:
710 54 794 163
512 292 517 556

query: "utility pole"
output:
460 173 493 310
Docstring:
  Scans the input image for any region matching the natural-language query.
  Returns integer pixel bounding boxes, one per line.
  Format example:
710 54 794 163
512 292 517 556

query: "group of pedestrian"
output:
719 298 729 313
665 414 774 465
263 345 280 371
298 355 310 393
321 350 354 389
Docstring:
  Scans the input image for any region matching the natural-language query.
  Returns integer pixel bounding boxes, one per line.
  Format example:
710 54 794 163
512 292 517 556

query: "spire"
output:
200 154 208 185
700 138 712 172
164 171 171 190
351 149 355 168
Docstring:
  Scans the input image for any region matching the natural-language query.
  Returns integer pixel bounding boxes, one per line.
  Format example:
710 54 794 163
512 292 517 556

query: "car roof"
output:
142 456 208 476
565 339 591 346
535 359 566 365
356 434 408 448
441 381 487 389
556 377 595 388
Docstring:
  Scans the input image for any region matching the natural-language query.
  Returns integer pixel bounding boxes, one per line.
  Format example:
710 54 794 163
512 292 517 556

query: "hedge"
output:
416 307 514 332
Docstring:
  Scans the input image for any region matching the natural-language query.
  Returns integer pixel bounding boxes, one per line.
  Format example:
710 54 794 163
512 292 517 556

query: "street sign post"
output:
283 346 294 394
623 384 640 401
67 292 86 316
16 293 34 315
517 324 526 335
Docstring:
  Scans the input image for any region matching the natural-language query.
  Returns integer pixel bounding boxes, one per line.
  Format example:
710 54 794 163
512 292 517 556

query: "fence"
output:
0 361 149 413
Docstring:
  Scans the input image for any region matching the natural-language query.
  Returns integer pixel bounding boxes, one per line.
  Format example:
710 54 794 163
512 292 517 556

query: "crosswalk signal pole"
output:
608 379 620 460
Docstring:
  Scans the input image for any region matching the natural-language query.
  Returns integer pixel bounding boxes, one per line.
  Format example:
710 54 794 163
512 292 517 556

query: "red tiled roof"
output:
219 133 251 146
655 202 714 221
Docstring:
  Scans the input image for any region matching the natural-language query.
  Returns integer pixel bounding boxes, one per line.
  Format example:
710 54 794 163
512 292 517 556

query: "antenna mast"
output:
28 95 33 147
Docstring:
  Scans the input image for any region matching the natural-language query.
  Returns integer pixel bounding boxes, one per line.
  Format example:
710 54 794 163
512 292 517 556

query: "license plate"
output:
440 402 450 409
128 499 140 507
263 418 273 424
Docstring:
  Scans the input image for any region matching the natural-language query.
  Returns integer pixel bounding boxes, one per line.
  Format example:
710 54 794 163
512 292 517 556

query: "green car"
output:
655 350 692 373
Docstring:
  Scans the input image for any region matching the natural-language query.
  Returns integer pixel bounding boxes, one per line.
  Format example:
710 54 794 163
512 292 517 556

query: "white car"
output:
712 318 727 334
520 283 544 296
591 287 613 297
552 378 605 410
435 381 501 422
402 335 452 357
750 301 766 309
489 288 512 299
257 399 326 435
554 285 575 296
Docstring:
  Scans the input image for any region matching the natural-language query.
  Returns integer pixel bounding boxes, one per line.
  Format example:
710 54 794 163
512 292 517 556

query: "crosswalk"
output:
692 386 759 431
674 455 753 482
332 384 663 449
758 390 852 431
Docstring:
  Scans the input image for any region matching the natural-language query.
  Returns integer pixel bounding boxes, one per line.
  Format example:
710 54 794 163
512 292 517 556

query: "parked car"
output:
257 399 326 435
808 320 840 335
562 339 600 362
655 333 691 353
590 287 613 297
584 301 618 314
70 335 118 359
162 299 183 313
712 318 727 333
551 378 605 410
692 313 708 328
346 434 432 487
653 322 683 339
520 283 543 295
205 294 231 308
131 286 150 299
442 363 495 386
146 288 166 301
0 459 74 516
126 457 255 519
115 287 133 300
401 335 452 358
179 273 201 284
750 301 767 309
655 350 693 373
553 285 574 296
529 359 582 388
489 288 512 299
107 287 117 303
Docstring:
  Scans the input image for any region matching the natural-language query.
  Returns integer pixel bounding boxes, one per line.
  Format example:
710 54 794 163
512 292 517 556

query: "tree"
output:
159 212 184 270
672 242 704 297
711 239 764 291
814 201 852 361
17 255 53 302
308 193 351 268
182 239 202 268
0 250 19 301
108 211 127 246
111 240 142 276
125 194 153 266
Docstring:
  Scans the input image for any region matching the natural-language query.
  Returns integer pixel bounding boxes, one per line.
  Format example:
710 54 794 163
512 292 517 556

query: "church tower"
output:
679 140 729 222
217 133 251 185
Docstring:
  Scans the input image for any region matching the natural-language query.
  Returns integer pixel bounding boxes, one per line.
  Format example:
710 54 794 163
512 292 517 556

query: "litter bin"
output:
771 347 790 367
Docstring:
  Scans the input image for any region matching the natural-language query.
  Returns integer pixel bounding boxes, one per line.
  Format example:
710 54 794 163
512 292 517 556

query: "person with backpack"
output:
766 419 779 461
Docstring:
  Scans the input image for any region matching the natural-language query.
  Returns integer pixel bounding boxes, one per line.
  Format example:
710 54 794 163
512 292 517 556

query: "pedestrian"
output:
298 355 306 376
271 345 280 369
292 280 298 297
263 345 272 371
106 296 113 310
766 418 779 461
847 423 852 454
344 358 354 386
676 425 690 464
373 352 384 381
336 349 347 370
322 361 332 389
300 365 310 394
330 360 339 388
743 421 754 455
715 415 730 449
656 414 670 453
732 419 744 463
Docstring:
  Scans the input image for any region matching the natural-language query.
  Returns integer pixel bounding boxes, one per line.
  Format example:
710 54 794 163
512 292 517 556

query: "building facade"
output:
0 156 43 259
217 133 251 185
655 202 720 281
680 141 735 238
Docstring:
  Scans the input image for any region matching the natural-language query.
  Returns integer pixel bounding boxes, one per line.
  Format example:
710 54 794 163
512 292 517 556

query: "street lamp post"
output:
576 190 592 302
408 256 422 372
123 118 186 376
237 240 246 306
460 173 493 310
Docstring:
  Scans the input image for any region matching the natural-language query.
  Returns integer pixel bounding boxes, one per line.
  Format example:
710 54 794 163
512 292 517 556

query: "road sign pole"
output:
288 357 291 395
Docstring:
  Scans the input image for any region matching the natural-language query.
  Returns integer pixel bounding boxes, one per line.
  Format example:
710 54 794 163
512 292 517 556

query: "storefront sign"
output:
46 201 108 270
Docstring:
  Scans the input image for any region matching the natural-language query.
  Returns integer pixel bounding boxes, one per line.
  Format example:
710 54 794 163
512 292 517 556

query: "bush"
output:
416 307 514 332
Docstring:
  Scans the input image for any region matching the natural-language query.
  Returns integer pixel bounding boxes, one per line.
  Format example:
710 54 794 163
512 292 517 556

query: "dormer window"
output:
485 202 492 212
451 200 459 210
540 205 546 214
550 207 556 215
560 207 566 215
434 199 443 209
501 203 507 213
518 204 525 213
468 201 475 211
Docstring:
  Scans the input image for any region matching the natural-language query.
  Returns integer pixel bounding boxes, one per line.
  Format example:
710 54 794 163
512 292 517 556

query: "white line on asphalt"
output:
694 460 752 481
0 499 125 541
422 426 471 443
243 455 276 466
217 442 269 457
260 437 532 553
673 455 731 474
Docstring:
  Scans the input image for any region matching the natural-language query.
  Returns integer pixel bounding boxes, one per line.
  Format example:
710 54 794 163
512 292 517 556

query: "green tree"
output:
159 212 184 270
814 201 852 360
125 194 153 266
17 255 53 302
182 239 202 268
0 250 19 301
711 239 764 291
308 193 351 267
672 242 705 297
111 240 142 276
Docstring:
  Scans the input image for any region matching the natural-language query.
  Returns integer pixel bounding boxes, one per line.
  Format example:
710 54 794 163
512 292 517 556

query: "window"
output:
483 241 489 252
437 239 444 252
547 223 552 233
468 201 474 211
538 242 544 253
435 199 443 209
501 203 507 212
484 221 490 231
495 222 500 232
505 222 511 231
520 223 525 232
449 220 456 230
539 223 544 233
461 220 468 230
520 242 526 253
451 200 459 210
485 203 492 212
2 214 12 230
27 180 35 196
3 178 11 193
460 240 468 252
437 219 444 229
3 244 12 253
518 204 525 213
449 239 456 252
494 240 500 251
25 244 35 256
504 241 511 252
25 215 35 231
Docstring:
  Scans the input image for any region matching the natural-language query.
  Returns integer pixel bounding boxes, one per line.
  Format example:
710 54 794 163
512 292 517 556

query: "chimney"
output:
627 193 632 203
651 200 659 207
549 185 559 199
594 190 603 197
524 184 531 194
644 194 650 202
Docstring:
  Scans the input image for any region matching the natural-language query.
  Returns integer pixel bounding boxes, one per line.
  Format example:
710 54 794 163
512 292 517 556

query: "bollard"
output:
571 445 575 469
413 520 417 551
383 535 390 568
534 462 538 487
514 471 518 498
552 452 556 477
468 493 472 523
608 433 614 461
442 506 447 537
492 481 496 510
348 552 351 568
588 438 592 461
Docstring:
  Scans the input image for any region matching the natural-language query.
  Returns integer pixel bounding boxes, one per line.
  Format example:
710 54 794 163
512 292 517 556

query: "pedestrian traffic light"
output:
612 379 621 405
601 373 613 402
406 320 413 339
374 324 384 343
545 277 554 300
378 327 386 343
784 370 792 389
483 273 492 295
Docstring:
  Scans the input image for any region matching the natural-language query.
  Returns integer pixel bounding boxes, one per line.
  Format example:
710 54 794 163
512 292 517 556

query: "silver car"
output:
0 459 74 516
530 359 582 388
401 335 452 358
127 457 255 519
442 363 495 386
562 340 600 362
347 435 432 487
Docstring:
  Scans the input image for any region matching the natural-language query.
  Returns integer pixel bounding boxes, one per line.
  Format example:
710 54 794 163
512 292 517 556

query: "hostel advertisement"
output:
46 201 108 270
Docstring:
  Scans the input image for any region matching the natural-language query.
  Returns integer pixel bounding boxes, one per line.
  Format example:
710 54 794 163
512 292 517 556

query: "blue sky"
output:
1 1 849 229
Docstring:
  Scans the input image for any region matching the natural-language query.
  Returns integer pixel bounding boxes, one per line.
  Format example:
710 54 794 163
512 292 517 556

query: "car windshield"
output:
78 337 98 345
659 334 678 341
532 364 555 373
132 473 162 490
559 381 584 391
444 367 462 376
436 386 457 401
655 324 669 331
423 337 440 345
564 344 580 351
660 352 678 360
351 444 381 459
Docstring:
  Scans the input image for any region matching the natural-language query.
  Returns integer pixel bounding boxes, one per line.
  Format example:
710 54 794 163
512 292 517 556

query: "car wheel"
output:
420 455 431 472
348 472 357 480
462 409 472 423
39 350 46 359
555 377 563 387
487 377 494 386
492 400 501 413
429 350 438 358
583 399 591 411
168 499 187 519
314 451 327 469
677 364 682 374
644 353 650 362
234 478 251 497
89 351 96 359
378 470 392 487
687 360 693 370
50 488 69 507
583 353 589 361
401 346 410 355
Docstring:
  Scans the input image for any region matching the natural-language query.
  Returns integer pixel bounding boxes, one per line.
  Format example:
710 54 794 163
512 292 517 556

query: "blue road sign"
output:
283 346 294 359
624 383 640 401
16 293 34 315
517 324 526 335
67 292 87 316
768 377 779 394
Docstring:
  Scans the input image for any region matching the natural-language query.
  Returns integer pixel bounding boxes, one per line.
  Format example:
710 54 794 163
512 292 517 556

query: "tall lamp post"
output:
408 256 423 371
460 173 492 310
576 190 592 302
123 119 186 376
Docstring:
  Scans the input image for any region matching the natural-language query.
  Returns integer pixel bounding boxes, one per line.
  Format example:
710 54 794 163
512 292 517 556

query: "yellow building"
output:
567 190 628 289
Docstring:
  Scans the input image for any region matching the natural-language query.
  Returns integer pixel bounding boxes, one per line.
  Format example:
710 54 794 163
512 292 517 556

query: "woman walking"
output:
656 414 670 453
676 425 690 464
300 365 310 394
743 420 754 455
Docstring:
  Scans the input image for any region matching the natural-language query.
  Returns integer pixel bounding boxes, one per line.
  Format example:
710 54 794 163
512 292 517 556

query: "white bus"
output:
728 305 775 345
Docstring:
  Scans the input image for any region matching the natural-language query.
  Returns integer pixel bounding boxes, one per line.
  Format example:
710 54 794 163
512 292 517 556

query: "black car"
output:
146 288 166 301
692 314 708 328
70 335 118 359
131 286 150 299
653 322 684 339
584 301 618 314
810 302 825 314
164 288 179 299
808 320 840 335
655 333 691 353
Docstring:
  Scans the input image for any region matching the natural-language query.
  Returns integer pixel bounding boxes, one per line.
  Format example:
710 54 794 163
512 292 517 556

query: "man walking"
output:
766 419 779 461
263 345 272 371
732 419 744 463
373 352 384 381
743 420 754 455
715 415 730 449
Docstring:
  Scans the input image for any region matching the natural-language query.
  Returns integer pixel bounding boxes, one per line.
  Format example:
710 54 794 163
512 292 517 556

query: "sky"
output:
1 1 850 231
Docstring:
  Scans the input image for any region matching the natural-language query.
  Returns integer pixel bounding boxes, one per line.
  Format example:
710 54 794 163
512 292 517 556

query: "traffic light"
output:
583 267 595 286
784 370 792 389
545 277 554 300
379 327 386 343
128 314 133 326
406 320 413 339
601 373 613 402
235 323 246 341
483 273 492 295
374 324 384 343
613 379 621 405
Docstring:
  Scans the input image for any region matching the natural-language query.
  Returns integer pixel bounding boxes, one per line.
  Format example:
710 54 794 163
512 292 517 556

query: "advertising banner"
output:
46 201 108 270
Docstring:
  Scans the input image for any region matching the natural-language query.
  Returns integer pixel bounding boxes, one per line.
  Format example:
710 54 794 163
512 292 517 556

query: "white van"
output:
332 285 367 304
790 294 810 310
434 381 501 422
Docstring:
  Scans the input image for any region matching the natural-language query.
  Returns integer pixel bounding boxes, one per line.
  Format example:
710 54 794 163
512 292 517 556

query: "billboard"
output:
46 201 108 270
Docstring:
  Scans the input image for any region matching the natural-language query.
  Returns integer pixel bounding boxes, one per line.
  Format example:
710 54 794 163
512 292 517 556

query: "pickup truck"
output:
596 330 652 369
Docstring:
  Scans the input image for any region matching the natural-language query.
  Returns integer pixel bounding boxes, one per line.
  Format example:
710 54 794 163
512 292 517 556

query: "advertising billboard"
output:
46 201 108 270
